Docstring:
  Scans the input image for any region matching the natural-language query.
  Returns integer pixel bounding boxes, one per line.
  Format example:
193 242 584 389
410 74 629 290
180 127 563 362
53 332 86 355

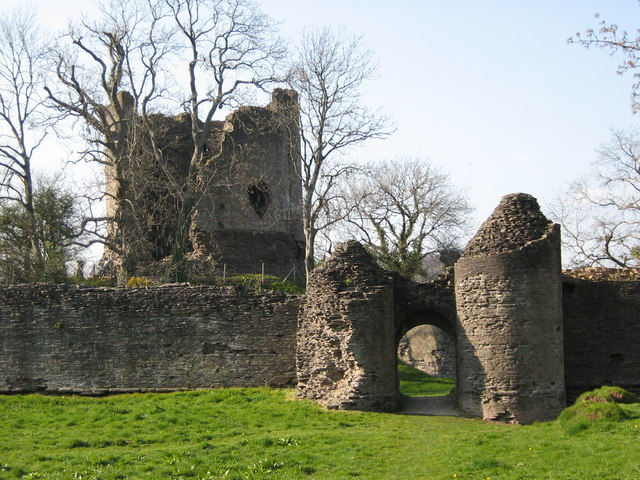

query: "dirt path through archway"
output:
400 395 461 416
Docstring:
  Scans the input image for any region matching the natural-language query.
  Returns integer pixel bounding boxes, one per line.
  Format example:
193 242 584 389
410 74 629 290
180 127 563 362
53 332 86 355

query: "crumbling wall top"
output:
269 88 298 111
563 267 640 282
308 241 390 292
462 192 553 257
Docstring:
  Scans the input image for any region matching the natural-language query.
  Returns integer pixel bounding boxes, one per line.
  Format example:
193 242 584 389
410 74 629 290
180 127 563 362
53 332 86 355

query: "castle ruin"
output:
1 193 639 424
295 193 632 423
103 89 305 279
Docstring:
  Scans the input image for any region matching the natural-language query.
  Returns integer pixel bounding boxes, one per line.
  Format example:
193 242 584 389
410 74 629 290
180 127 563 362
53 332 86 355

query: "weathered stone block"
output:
296 241 398 411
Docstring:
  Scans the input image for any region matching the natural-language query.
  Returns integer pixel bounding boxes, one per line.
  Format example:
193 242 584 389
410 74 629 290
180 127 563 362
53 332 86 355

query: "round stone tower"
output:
454 193 565 424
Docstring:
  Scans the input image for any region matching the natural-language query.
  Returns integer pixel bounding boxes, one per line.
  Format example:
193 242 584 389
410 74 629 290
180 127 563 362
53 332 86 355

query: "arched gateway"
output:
296 193 566 424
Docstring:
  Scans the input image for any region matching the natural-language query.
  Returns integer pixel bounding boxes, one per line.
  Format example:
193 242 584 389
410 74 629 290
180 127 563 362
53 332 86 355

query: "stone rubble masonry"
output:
563 267 640 282
188 89 305 279
454 193 566 424
296 241 399 412
0 284 300 394
462 192 551 257
104 88 305 280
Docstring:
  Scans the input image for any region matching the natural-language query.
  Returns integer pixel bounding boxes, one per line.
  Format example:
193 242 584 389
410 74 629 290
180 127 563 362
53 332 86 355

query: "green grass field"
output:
1 379 639 479
397 362 454 397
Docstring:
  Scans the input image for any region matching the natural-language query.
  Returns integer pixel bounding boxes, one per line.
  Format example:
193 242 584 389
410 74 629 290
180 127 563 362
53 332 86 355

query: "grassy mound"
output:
559 400 628 423
575 385 638 404
558 386 639 432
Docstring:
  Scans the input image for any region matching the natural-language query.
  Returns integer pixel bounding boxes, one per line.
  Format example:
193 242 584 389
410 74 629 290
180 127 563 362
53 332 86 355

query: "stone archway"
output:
296 193 568 424
392 281 458 414
296 241 457 412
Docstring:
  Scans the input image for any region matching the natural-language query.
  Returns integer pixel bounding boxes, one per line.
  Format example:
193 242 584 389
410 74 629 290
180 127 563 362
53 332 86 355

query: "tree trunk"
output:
305 227 315 280
112 148 138 284
170 140 202 282
171 193 195 282
23 167 43 281
302 183 316 281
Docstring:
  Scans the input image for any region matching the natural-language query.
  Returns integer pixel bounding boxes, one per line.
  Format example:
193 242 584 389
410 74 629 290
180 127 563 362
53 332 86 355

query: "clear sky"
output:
267 0 640 227
4 0 640 231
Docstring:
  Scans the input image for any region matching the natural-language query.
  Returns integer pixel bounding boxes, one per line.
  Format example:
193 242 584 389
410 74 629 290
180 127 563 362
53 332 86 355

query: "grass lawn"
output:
1 384 639 479
397 361 454 397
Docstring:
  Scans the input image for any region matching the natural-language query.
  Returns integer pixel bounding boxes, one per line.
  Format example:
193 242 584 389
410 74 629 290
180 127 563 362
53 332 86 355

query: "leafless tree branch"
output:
287 26 393 278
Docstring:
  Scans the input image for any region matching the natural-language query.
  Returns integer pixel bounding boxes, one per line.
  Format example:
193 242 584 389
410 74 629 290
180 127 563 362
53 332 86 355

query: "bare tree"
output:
44 0 285 282
340 157 472 280
288 26 392 278
563 12 640 266
44 0 175 280
0 8 51 280
310 162 361 260
163 0 285 280
550 127 640 267
570 9 640 112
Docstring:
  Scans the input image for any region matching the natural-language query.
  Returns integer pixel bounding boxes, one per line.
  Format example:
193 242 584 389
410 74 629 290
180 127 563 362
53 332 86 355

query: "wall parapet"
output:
563 267 640 282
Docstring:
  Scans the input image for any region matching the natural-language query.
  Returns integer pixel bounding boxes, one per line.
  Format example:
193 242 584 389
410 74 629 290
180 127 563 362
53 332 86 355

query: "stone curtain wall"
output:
563 267 640 282
454 193 566 424
0 285 300 394
296 241 398 412
562 275 640 400
1 212 638 428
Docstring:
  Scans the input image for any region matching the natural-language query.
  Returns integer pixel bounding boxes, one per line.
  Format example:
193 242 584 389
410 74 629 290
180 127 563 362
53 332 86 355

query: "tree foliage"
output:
0 7 63 282
0 182 80 283
340 157 471 280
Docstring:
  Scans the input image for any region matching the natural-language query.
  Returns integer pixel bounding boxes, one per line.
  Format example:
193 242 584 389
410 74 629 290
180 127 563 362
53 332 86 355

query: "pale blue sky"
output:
268 1 640 226
5 0 640 230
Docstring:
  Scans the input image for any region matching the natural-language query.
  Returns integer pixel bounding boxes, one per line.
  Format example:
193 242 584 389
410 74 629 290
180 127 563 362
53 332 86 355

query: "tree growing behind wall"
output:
44 0 291 283
0 181 81 283
336 156 472 280
45 0 175 282
559 12 640 267
164 0 285 281
287 26 392 279
550 127 639 268
0 8 76 282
